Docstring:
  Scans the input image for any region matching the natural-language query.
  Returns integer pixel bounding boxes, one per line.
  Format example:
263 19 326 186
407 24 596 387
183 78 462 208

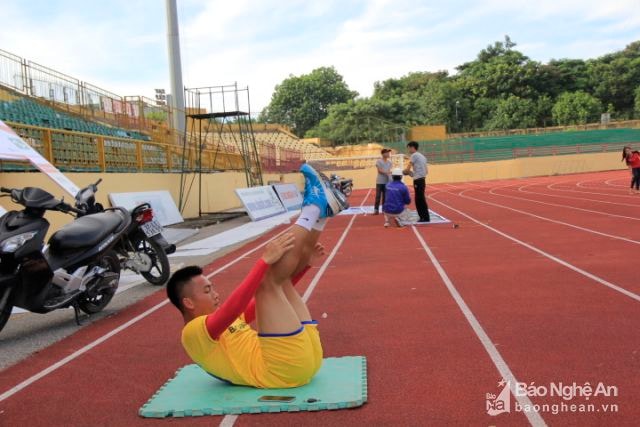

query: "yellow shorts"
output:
257 321 323 388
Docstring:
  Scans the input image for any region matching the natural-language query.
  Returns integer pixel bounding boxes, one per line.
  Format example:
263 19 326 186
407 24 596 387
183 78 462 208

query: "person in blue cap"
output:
382 168 411 228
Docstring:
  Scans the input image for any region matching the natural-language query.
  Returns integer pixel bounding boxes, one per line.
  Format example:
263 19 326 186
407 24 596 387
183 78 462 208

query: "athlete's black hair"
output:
166 265 203 311
407 141 419 150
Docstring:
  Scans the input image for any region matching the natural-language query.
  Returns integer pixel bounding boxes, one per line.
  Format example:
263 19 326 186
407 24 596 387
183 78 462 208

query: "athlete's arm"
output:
204 259 269 339
242 265 311 324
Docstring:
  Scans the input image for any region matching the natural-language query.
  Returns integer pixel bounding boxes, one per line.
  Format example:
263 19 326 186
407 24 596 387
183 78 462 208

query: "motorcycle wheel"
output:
0 289 12 333
78 250 120 314
133 236 170 286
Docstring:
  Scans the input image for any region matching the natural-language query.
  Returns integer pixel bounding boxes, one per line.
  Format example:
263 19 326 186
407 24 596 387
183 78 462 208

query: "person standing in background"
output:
374 148 393 215
404 141 430 223
622 146 640 194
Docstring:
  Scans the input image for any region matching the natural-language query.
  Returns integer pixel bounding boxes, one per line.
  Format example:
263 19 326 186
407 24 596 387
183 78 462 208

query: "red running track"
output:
0 170 638 426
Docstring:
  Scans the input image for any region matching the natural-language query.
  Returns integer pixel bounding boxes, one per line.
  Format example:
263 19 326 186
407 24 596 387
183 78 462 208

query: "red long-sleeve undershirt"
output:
204 262 311 340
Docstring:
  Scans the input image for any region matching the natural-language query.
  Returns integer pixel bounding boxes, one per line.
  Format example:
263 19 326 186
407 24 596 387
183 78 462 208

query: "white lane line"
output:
0 301 170 403
605 178 627 188
456 189 640 246
517 183 639 208
430 194 640 303
219 188 372 427
0 223 302 403
411 227 546 427
485 185 640 221
546 181 640 202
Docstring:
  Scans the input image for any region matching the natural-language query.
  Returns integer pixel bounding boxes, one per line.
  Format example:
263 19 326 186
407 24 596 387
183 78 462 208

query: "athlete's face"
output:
183 275 220 316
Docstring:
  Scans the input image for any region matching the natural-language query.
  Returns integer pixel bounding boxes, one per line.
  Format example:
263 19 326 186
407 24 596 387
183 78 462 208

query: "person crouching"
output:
382 168 411 228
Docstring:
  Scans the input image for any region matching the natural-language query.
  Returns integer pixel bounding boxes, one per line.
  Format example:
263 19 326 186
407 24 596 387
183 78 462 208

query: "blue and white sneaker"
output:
300 163 342 217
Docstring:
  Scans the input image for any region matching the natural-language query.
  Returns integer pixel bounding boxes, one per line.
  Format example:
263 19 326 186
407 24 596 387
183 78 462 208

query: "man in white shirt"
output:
403 141 430 223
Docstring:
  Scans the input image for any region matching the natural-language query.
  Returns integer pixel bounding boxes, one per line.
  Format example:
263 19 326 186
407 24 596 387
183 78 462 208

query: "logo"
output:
485 379 619 417
486 379 511 416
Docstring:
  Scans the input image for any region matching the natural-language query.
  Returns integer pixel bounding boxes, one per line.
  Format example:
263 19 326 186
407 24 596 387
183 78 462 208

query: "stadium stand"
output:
0 87 150 141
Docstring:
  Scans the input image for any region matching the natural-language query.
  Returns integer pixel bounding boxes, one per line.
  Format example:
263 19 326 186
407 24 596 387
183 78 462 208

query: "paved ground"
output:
0 215 257 370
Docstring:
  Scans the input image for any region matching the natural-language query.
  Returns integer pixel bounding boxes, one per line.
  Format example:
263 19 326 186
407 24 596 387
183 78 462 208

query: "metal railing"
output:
0 121 313 174
0 121 248 173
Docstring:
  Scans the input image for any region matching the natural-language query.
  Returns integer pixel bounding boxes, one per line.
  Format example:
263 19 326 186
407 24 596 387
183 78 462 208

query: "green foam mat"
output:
139 356 367 418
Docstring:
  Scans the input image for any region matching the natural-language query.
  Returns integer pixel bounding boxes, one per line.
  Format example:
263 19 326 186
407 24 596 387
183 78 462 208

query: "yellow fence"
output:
0 121 245 173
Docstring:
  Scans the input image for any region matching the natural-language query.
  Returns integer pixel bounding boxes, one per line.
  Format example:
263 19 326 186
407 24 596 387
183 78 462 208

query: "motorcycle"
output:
329 174 353 197
0 186 130 333
74 180 173 286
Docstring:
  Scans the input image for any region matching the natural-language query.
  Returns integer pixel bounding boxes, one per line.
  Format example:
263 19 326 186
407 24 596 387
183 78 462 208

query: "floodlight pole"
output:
165 0 186 138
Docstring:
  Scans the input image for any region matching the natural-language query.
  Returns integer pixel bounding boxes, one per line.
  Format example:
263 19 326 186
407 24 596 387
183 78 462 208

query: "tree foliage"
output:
258 67 357 137
552 91 603 125
261 37 640 144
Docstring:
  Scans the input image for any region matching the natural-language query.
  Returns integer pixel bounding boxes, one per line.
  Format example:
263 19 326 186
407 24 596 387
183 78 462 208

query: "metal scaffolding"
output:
178 83 262 216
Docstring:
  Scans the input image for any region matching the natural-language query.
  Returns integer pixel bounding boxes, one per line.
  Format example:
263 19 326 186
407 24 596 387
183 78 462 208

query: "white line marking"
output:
0 300 170 403
456 189 640 246
219 188 372 427
430 195 640 303
483 184 640 221
517 183 640 207
411 227 546 427
546 181 640 202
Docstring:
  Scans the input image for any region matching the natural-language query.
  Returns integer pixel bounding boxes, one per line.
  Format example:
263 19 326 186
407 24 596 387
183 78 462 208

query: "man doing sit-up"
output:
166 164 344 388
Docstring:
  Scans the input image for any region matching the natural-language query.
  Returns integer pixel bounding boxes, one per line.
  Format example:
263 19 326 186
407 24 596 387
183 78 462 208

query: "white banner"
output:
0 120 79 197
272 183 303 211
235 186 287 221
109 190 184 226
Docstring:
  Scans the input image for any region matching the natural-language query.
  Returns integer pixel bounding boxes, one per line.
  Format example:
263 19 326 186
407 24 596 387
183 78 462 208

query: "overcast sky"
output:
1 0 639 113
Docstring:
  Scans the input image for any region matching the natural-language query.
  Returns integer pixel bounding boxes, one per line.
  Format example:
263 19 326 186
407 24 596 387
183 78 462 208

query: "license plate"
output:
141 219 162 237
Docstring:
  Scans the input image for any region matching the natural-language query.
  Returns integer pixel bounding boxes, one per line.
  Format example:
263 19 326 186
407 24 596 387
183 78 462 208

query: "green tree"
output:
455 36 541 100
552 91 603 125
485 96 537 130
635 86 640 118
587 41 640 118
259 67 357 137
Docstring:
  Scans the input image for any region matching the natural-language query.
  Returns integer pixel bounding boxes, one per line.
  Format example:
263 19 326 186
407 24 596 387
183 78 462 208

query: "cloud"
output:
0 0 638 114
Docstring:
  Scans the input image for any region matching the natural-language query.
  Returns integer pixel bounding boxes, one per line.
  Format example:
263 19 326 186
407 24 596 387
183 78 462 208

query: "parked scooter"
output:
0 186 130 333
329 174 353 197
74 180 172 286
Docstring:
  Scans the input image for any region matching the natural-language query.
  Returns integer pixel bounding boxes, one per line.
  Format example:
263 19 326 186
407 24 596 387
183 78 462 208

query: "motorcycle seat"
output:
49 210 127 252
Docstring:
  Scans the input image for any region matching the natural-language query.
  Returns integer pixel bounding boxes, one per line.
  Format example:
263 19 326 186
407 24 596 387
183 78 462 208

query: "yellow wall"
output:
0 151 621 234
324 151 623 189
409 125 447 141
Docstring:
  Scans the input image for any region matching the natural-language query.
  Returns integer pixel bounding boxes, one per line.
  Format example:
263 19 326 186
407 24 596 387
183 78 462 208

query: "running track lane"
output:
438 184 640 296
421 187 640 425
0 191 371 426
236 210 533 426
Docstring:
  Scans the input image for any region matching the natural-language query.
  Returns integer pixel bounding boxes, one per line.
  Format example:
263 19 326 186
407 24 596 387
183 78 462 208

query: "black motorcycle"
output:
0 186 130 333
74 180 172 286
329 174 353 197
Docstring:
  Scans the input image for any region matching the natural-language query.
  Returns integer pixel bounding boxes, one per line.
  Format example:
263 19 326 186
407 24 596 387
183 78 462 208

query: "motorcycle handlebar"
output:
59 202 84 215
0 187 12 194
94 178 102 186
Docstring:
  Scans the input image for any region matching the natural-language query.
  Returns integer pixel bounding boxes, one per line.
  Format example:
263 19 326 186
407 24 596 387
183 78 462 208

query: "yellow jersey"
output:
181 316 322 388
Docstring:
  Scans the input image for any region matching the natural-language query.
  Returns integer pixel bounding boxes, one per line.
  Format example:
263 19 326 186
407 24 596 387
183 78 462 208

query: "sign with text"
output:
235 186 287 221
0 120 79 196
109 191 184 226
272 183 303 211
